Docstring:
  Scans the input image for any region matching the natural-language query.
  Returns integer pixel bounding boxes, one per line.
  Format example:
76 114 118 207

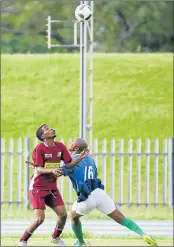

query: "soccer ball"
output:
75 4 92 22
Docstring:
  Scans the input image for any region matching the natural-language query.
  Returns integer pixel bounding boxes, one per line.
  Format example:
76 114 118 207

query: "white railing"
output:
1 137 173 209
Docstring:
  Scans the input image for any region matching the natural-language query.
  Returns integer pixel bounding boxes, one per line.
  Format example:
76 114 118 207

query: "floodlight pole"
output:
80 1 87 143
80 0 93 150
89 1 94 150
46 1 94 150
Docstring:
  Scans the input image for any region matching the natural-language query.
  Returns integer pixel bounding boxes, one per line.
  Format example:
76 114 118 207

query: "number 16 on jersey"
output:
84 166 94 180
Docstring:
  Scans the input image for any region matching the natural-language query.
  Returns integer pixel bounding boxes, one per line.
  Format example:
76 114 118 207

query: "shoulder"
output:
86 155 94 162
55 142 67 151
33 143 45 153
87 156 96 166
35 143 45 150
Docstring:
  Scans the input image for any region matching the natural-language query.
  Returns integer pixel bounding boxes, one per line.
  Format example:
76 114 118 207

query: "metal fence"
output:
1 137 173 209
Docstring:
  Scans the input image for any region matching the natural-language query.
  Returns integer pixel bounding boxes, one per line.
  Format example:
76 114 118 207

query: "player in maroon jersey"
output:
19 124 88 246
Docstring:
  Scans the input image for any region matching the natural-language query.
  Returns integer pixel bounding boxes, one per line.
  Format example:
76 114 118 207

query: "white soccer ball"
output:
75 4 92 22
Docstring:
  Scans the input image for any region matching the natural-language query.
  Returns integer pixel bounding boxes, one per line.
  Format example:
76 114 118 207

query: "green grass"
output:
2 53 173 141
2 205 173 220
1 235 173 246
1 53 173 217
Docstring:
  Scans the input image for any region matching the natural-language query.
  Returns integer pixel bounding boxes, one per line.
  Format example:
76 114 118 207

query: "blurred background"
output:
2 0 173 53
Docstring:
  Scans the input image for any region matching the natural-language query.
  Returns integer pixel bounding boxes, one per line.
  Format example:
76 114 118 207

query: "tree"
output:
1 0 173 53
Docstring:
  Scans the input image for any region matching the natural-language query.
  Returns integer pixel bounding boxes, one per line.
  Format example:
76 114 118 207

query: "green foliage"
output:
1 0 173 53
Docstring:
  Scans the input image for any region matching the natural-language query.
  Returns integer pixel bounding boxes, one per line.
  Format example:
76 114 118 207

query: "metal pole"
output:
46 1 94 145
47 16 51 49
84 21 87 140
168 138 174 208
172 138 174 207
80 0 83 139
89 0 93 150
8 138 14 210
1 138 5 204
24 137 30 210
80 0 88 140
80 0 93 145
80 21 84 138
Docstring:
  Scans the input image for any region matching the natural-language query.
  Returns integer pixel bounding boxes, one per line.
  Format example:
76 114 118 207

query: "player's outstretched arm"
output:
65 148 89 168
37 166 59 176
25 161 60 176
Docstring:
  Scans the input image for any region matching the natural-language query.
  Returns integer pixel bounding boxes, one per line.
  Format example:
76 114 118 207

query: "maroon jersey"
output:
29 142 72 190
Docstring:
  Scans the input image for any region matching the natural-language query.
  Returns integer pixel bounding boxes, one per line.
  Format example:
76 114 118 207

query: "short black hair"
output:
36 124 46 141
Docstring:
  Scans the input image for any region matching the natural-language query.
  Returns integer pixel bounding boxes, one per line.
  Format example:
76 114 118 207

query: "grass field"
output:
1 53 173 218
2 53 173 141
1 235 173 246
2 205 173 220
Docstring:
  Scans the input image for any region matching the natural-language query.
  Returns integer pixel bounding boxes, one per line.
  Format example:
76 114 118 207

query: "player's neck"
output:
43 139 56 147
71 151 80 157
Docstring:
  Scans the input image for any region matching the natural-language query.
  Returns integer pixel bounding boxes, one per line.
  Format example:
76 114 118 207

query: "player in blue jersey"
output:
27 137 158 246
57 138 158 247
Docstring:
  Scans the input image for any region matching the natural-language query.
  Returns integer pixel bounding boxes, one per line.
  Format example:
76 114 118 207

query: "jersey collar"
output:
72 154 81 159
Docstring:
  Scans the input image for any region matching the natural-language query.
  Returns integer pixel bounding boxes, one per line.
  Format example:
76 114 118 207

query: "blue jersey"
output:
62 154 98 194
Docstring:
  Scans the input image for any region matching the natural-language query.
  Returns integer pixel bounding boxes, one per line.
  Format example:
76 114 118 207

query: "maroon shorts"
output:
29 189 64 210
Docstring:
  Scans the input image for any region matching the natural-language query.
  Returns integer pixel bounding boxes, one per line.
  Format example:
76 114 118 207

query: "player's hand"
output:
25 160 34 169
55 168 64 177
79 148 90 159
51 168 62 177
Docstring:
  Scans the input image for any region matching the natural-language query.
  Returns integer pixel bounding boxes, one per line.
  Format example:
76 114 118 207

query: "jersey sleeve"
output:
62 166 74 177
33 145 44 166
61 144 72 163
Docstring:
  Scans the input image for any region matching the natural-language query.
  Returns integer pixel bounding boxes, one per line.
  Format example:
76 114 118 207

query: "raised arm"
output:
64 149 89 168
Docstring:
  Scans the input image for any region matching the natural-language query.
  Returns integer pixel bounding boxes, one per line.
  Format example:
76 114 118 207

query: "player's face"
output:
42 125 56 139
68 140 76 151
